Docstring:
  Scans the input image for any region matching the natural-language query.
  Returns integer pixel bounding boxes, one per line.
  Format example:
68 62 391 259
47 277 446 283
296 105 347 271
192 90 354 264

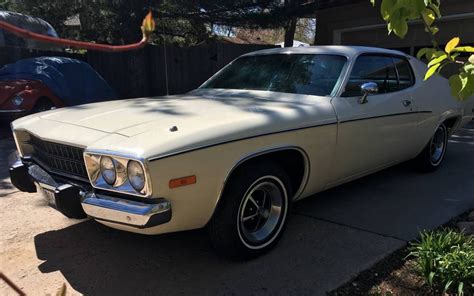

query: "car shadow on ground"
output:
34 214 402 295
33 123 473 295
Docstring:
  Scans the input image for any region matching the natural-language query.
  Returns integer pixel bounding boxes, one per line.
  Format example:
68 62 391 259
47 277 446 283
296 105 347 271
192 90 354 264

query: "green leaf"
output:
460 74 469 92
425 63 440 80
390 18 408 38
449 74 463 97
445 37 460 53
465 62 474 74
458 282 464 296
417 47 432 59
427 53 447 67
397 22 408 38
430 26 439 34
380 0 396 21
428 271 435 285
444 280 453 293
425 48 437 60
431 50 445 59
451 52 461 60
428 3 441 17
421 8 436 26
452 46 474 53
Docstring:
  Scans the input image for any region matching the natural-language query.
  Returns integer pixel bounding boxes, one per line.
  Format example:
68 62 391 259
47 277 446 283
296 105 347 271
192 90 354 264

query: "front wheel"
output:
414 123 448 172
208 161 292 260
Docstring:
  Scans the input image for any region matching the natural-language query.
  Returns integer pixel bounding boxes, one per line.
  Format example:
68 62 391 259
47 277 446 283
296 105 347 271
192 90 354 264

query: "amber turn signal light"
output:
169 175 197 189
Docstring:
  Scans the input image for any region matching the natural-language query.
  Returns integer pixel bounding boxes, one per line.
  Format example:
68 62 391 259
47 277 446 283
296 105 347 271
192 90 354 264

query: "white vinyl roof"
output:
242 45 410 59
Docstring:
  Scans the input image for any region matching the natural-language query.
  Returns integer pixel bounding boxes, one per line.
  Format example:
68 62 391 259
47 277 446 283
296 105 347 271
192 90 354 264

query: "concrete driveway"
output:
1 123 473 295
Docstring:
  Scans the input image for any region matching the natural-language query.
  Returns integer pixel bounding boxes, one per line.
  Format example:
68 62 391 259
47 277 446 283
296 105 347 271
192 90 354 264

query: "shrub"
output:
409 229 474 295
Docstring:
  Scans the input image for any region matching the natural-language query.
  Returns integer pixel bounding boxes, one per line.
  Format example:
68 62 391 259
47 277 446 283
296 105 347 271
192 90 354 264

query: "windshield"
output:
201 54 347 96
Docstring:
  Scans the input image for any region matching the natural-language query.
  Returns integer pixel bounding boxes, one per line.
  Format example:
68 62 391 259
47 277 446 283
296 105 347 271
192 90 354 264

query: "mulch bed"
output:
328 210 472 296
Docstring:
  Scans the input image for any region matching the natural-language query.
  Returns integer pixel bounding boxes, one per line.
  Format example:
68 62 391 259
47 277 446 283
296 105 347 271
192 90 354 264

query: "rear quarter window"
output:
342 55 398 97
393 57 415 90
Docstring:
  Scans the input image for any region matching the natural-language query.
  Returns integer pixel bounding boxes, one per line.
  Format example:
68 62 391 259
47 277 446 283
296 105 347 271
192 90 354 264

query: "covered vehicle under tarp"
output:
0 10 59 49
0 57 117 105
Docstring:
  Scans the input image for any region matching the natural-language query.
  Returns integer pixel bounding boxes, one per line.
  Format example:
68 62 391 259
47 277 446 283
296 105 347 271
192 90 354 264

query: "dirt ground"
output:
0 191 82 295
0 128 78 294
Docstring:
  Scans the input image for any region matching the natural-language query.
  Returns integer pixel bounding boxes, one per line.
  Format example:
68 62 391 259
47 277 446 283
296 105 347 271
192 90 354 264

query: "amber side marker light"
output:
169 175 197 189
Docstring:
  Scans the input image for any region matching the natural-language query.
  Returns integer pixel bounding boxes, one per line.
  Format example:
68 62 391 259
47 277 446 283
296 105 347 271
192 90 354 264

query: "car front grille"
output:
20 133 89 180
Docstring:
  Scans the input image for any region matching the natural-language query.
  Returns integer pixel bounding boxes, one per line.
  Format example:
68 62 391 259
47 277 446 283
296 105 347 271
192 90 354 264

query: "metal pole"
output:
162 22 169 96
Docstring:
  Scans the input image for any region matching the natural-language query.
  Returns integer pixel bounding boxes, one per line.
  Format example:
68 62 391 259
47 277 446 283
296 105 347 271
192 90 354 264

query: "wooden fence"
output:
0 43 276 99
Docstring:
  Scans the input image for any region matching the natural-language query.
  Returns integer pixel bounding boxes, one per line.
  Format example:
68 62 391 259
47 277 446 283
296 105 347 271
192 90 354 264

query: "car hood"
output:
13 89 335 159
38 89 277 136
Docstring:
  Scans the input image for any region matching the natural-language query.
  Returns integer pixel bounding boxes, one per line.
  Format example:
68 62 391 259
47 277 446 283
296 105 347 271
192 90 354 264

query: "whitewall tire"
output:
207 161 292 259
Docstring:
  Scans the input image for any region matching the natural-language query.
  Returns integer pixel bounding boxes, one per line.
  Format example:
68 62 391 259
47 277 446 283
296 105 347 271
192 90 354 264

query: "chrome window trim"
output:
83 149 153 198
337 52 417 98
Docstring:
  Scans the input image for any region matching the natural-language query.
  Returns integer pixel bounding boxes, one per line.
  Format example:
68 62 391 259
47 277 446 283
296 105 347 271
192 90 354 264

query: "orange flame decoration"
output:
0 11 155 52
142 11 156 38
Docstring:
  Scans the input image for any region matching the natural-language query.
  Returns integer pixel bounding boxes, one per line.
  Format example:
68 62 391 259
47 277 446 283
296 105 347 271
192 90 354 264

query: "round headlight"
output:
100 156 116 185
127 161 145 192
12 95 24 106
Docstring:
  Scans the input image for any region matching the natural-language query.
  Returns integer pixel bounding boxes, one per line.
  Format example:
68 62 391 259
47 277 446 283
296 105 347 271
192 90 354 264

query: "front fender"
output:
119 123 336 235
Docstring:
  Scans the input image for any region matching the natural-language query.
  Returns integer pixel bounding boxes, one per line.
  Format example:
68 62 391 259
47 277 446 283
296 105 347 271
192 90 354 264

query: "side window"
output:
393 57 415 90
342 55 398 97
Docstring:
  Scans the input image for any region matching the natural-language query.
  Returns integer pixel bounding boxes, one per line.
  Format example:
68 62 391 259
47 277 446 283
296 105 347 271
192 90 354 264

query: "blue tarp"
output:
0 57 116 105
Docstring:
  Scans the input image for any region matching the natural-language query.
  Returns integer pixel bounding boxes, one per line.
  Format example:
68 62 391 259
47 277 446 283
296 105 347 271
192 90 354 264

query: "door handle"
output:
402 100 412 107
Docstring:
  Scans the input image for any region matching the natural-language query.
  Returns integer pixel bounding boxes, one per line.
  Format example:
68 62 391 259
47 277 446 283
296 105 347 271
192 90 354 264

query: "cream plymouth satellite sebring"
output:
9 46 473 258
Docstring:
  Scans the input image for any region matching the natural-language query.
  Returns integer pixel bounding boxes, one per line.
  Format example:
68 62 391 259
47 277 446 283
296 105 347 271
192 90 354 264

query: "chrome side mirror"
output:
359 82 378 104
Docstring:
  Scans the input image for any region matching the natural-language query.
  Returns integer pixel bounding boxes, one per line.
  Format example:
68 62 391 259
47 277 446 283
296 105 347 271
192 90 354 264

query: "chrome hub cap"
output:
238 177 286 248
430 126 446 165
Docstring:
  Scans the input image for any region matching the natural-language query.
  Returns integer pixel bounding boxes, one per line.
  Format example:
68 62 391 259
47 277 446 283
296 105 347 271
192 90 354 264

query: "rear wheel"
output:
208 161 292 260
415 123 448 172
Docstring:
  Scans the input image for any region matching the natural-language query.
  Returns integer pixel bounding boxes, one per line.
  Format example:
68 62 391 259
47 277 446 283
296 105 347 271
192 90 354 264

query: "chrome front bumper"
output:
10 160 172 228
81 193 171 228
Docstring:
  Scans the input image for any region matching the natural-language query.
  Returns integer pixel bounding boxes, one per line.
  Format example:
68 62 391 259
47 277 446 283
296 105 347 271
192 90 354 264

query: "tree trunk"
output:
284 17 297 47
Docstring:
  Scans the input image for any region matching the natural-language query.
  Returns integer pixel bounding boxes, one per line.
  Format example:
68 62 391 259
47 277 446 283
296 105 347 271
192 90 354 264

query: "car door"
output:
328 54 419 184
